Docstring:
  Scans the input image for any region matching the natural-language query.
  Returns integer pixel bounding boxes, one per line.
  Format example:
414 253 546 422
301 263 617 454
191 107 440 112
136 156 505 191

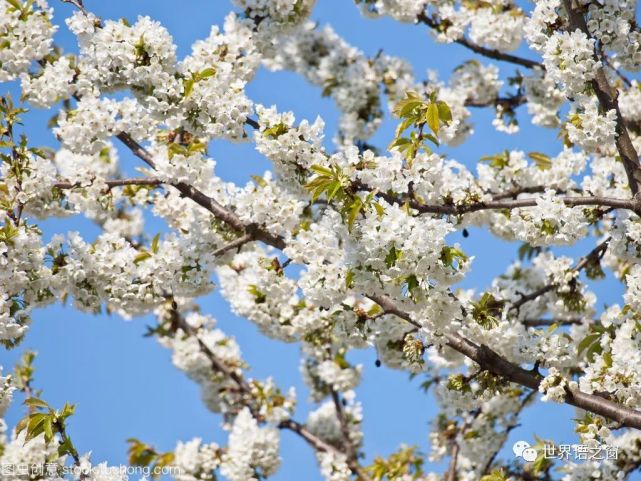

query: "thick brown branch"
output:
417 12 542 70
369 294 641 430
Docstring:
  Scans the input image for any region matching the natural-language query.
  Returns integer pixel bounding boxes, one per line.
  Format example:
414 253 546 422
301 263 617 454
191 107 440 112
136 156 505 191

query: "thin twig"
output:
510 237 610 312
167 306 368 475
417 12 542 70
54 178 163 190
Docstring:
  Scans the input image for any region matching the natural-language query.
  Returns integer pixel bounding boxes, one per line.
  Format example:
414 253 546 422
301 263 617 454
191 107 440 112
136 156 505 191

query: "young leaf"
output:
150 233 160 254
425 102 440 136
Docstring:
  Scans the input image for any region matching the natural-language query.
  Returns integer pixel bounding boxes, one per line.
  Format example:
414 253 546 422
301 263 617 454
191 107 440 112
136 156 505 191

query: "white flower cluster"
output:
20 56 76 108
263 22 392 142
0 0 56 81
542 30 600 97
586 0 641 70
306 393 363 448
0 369 14 417
220 408 281 481
566 100 617 153
0 431 65 481
172 438 221 481
539 366 571 402
55 97 156 155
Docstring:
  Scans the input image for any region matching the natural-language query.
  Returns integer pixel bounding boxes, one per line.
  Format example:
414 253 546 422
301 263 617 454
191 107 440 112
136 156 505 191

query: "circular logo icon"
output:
512 440 530 457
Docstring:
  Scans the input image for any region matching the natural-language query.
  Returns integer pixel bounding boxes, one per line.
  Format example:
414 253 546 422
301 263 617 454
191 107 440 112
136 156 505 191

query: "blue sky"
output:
2 1 638 480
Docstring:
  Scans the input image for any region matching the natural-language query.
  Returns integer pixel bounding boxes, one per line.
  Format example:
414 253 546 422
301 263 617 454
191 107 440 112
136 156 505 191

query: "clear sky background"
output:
2 1 639 480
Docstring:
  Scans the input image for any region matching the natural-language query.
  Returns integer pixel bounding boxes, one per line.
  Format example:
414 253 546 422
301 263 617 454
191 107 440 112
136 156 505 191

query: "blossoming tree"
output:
1 0 641 479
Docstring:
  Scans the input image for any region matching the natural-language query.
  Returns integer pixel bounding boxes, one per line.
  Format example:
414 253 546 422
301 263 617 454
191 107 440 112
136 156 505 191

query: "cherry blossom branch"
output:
330 390 374 481
563 0 641 195
416 12 543 70
211 234 254 257
602 56 633 88
510 237 610 312
115 132 286 249
412 195 638 215
54 178 164 190
480 390 535 474
465 94 527 109
445 441 459 481
61 0 89 16
166 306 371 478
521 318 585 327
368 294 641 430
355 180 641 215
111 129 641 430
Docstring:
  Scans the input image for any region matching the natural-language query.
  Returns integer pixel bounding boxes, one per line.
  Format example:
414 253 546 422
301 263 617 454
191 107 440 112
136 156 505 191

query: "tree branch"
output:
166 306 370 477
416 12 542 70
115 132 286 249
54 178 164 191
331 391 373 481
521 318 585 327
563 0 641 195
510 237 610 312
369 294 641 430
356 180 640 215
445 441 459 481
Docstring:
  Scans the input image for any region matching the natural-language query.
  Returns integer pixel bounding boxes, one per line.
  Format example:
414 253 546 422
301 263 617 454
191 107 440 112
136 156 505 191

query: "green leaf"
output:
134 251 152 264
183 78 194 97
394 117 415 139
603 351 613 368
59 402 75 420
263 123 289 139
577 333 600 356
248 285 266 304
24 397 50 410
309 165 333 176
25 413 49 442
471 293 505 330
347 197 363 232
436 101 452 123
326 180 342 201
345 269 354 289
529 151 552 170
251 175 267 187
43 416 54 443
385 244 402 268
373 202 385 217
425 102 440 136
480 469 507 481
440 245 468 269
150 233 160 254
404 274 420 300
5 0 22 10
198 67 216 79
